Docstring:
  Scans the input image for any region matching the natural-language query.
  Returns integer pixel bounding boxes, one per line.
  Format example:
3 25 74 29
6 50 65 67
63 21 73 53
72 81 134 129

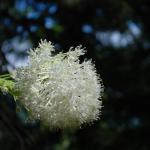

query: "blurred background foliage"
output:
0 0 150 150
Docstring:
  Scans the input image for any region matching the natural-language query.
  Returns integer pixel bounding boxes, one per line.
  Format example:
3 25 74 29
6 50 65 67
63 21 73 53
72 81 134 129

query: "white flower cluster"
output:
14 40 103 129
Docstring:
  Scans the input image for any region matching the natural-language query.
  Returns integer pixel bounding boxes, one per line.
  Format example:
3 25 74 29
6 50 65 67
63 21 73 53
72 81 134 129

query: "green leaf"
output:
0 77 20 99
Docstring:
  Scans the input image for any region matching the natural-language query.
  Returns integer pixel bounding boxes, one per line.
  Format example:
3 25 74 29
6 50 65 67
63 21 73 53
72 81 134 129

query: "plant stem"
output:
0 73 12 80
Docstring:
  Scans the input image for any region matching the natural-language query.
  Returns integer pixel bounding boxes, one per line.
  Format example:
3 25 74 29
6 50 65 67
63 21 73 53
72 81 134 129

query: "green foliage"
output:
0 75 20 100
0 76 14 93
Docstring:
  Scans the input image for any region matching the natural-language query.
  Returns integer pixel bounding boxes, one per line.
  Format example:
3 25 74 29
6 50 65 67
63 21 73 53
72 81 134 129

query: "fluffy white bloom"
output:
13 40 103 129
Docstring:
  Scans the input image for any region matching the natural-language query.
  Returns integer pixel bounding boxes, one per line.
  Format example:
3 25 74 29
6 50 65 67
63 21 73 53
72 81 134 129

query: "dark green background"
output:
0 0 150 150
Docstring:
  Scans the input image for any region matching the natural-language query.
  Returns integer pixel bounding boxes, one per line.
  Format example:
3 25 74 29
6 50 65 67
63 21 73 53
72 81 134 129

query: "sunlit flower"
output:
13 40 103 129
